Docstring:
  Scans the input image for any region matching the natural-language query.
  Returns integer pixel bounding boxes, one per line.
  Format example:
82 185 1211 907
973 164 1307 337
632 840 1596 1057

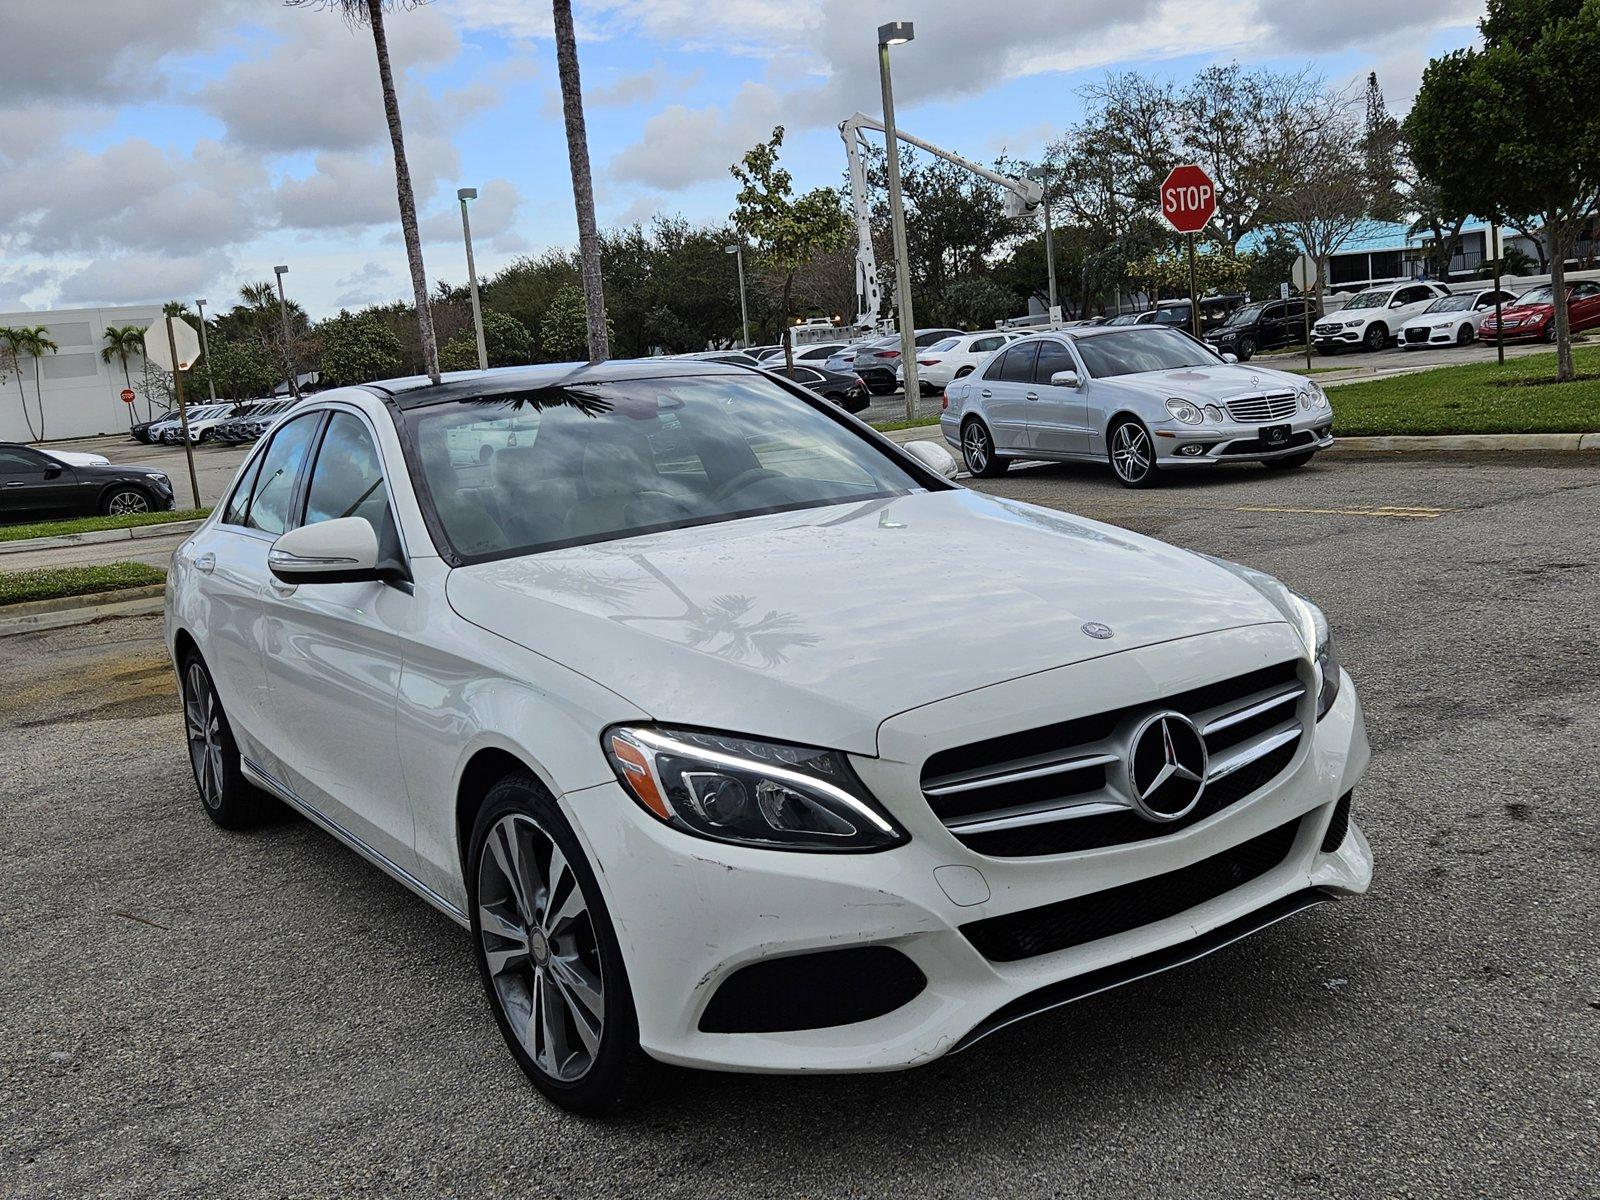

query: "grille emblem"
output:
1081 622 1114 640
1124 711 1208 822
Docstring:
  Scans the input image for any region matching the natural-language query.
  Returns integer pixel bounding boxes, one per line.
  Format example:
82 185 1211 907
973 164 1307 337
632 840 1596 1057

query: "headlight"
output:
1342 318 1365 328
1197 557 1342 720
1203 403 1226 423
1298 383 1329 411
603 725 907 852
144 472 169 482
1164 398 1202 425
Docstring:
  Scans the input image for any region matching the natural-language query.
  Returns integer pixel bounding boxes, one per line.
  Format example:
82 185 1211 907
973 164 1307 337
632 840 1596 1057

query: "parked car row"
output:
131 399 287 447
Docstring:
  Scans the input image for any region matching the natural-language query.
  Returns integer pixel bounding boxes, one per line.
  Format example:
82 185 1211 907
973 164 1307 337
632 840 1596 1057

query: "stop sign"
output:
120 388 136 404
1159 164 1216 234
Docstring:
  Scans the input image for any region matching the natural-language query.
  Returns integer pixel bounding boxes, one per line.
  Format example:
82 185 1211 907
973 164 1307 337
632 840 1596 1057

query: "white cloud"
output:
54 251 235 307
1259 0 1480 53
608 82 784 190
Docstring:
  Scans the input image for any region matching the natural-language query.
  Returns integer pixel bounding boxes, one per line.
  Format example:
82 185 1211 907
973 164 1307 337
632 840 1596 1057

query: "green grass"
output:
0 561 167 607
0 507 209 544
870 417 941 433
1327 345 1600 436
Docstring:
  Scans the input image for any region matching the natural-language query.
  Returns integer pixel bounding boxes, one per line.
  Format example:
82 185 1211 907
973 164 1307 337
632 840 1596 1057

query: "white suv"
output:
1312 282 1451 354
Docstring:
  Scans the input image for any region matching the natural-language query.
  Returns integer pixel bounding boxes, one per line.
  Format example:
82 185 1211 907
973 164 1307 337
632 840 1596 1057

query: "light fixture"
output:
878 20 913 46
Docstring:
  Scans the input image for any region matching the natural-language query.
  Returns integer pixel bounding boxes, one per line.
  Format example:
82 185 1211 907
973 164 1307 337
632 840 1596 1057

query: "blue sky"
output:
0 0 1484 319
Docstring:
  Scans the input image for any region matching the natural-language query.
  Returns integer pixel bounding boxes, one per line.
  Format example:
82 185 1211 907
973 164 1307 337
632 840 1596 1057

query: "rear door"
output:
978 343 1037 451
1568 282 1600 331
1026 340 1090 456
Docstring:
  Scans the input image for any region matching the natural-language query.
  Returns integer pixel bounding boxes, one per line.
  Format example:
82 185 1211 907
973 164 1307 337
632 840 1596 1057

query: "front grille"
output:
960 815 1305 962
1314 322 1343 335
921 661 1306 858
1404 328 1430 344
1220 430 1318 456
1225 393 1298 423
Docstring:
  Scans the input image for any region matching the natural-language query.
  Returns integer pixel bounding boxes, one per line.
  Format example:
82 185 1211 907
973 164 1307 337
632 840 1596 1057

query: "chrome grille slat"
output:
946 797 1128 835
1199 683 1304 735
1225 392 1298 423
1206 720 1301 782
924 751 1119 797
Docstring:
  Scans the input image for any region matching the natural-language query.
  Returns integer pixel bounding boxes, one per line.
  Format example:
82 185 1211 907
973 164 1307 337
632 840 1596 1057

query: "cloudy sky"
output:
0 0 1485 319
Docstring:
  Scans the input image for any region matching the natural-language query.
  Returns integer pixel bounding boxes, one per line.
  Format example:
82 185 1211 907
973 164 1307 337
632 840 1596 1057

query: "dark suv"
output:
1205 299 1314 361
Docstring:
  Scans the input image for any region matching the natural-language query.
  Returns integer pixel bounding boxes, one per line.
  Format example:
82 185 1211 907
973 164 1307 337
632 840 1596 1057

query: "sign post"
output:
1291 252 1317 372
144 316 204 509
1158 165 1217 340
1490 223 1505 365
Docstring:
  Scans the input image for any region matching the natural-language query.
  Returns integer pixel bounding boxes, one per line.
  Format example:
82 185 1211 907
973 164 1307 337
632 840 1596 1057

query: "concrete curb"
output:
875 423 1600 454
0 584 166 638
0 518 203 557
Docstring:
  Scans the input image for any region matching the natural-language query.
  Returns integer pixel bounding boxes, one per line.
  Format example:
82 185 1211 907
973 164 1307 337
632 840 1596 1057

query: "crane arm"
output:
838 111 1044 330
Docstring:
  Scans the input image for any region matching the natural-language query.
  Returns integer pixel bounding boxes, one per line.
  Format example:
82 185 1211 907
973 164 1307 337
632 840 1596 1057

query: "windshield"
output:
1222 303 1266 327
1342 289 1391 311
1105 314 1141 326
405 374 927 560
1073 329 1219 378
1425 295 1474 313
1514 286 1554 305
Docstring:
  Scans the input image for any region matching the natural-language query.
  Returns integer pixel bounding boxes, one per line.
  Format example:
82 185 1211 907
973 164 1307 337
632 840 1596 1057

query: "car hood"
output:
1489 302 1551 319
444 489 1287 754
1098 363 1305 403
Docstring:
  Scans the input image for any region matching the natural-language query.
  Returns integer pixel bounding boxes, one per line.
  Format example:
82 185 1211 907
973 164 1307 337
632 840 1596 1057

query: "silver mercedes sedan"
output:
940 326 1334 487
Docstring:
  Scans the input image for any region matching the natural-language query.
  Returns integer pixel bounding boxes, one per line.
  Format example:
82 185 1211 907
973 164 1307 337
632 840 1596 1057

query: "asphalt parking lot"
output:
3 451 1597 1198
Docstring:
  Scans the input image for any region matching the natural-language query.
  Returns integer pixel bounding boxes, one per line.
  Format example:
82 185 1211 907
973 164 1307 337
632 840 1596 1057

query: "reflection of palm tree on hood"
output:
615 554 819 668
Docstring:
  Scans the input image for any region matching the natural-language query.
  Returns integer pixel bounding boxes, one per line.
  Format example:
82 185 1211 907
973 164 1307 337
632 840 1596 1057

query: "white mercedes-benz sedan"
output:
940 326 1336 486
165 359 1371 1113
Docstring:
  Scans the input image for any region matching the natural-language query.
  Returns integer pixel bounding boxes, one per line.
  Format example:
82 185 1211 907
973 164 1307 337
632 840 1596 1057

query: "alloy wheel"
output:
477 813 606 1083
107 489 150 515
963 423 990 473
1112 422 1152 484
183 663 225 811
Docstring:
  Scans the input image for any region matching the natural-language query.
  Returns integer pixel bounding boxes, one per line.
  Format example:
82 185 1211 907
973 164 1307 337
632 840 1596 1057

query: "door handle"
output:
980 388 992 398
194 552 216 574
1025 391 1039 401
3 481 23 488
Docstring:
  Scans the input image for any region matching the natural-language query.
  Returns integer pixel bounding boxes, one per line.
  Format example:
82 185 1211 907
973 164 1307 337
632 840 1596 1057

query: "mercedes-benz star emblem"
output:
1124 711 1209 822
1081 622 1114 640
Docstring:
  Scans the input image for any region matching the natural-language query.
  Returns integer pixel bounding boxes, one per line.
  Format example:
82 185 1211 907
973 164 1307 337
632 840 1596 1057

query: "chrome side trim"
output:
1199 684 1305 735
1207 722 1302 782
925 751 1119 798
240 755 467 927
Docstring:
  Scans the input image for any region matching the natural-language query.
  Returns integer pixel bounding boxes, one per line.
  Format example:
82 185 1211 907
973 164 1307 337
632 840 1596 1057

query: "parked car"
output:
1477 281 1600 344
131 408 180 444
892 331 1019 390
768 363 869 412
1205 299 1315 361
149 404 231 444
1399 288 1521 349
1311 282 1451 353
1152 295 1249 334
942 326 1334 486
1105 311 1152 326
757 342 849 367
822 338 889 376
668 351 765 369
854 328 964 394
1 441 175 520
41 448 112 467
165 358 1369 1113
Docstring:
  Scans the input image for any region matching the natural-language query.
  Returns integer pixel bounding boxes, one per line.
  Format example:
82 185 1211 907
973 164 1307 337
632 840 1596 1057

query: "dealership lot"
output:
2 452 1596 1198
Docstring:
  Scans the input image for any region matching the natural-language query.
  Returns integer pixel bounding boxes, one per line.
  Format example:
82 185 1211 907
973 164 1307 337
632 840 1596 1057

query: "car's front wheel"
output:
469 774 659 1115
1456 323 1474 346
1236 335 1257 361
1363 324 1387 352
181 653 273 829
1108 417 1159 488
961 420 1008 477
102 486 152 516
1542 323 1558 343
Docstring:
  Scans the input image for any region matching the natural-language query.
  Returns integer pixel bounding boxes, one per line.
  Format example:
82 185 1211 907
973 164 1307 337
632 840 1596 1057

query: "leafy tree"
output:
438 309 534 371
101 325 149 424
1125 244 1252 299
1478 244 1539 279
1264 102 1376 309
0 328 38 441
730 126 851 368
319 311 403 385
191 339 278 400
289 0 440 383
1243 231 1301 301
938 276 1016 328
541 285 609 362
1406 0 1600 380
1361 72 1406 224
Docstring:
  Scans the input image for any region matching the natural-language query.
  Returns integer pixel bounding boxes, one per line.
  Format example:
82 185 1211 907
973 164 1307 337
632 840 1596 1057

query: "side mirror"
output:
43 464 62 479
1389 298 1404 308
1049 370 1081 389
269 517 402 585
902 439 959 479
1221 353 1240 364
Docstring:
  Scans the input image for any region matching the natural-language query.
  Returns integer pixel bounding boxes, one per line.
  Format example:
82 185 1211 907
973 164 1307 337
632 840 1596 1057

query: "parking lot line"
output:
1234 504 1451 519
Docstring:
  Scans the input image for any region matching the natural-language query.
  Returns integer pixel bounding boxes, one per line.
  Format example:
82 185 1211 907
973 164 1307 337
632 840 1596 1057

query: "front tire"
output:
181 654 273 829
1456 324 1474 347
102 487 152 516
1108 417 1159 488
961 420 1009 477
1236 335 1257 361
1542 323 1558 344
469 774 659 1115
1363 324 1387 352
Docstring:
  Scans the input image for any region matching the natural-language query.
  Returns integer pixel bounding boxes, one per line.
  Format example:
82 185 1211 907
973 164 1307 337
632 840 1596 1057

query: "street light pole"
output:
725 243 751 347
458 187 488 371
1032 167 1058 318
877 20 919 421
273 265 300 400
194 298 218 401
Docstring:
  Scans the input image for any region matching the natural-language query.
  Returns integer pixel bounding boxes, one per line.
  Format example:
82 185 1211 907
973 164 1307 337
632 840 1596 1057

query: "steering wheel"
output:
711 467 783 504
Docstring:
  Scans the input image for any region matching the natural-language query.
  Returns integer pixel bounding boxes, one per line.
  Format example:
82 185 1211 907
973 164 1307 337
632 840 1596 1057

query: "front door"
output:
977 343 1037 451
1026 340 1090 456
0 447 78 515
257 409 416 874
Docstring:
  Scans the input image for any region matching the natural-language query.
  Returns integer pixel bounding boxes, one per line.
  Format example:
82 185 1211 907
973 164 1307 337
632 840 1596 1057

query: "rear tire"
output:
1263 451 1316 471
180 653 274 829
1108 417 1159 488
468 773 661 1115
961 420 1009 477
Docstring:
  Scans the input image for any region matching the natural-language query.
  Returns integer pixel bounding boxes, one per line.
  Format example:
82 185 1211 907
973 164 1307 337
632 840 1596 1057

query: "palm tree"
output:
14 327 58 439
288 0 440 384
552 0 609 362
0 327 38 441
102 325 148 425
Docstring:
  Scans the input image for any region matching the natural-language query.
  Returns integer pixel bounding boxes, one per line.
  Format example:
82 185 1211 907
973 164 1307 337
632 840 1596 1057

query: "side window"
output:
244 413 321 536
971 336 1002 353
303 412 399 558
1033 341 1076 385
220 452 266 526
1000 342 1040 383
983 349 1012 380
0 447 48 474
1573 282 1600 299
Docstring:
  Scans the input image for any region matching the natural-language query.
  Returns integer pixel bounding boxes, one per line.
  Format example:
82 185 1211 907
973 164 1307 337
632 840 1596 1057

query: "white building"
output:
0 304 166 443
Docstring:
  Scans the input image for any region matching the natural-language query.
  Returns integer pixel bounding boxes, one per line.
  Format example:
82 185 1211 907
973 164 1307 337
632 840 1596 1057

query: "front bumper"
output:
567 640 1371 1074
1312 325 1364 345
1152 416 1333 465
1401 326 1465 347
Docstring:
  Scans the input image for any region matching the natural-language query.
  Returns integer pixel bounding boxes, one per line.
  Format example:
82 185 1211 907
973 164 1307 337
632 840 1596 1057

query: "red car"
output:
1479 281 1600 342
